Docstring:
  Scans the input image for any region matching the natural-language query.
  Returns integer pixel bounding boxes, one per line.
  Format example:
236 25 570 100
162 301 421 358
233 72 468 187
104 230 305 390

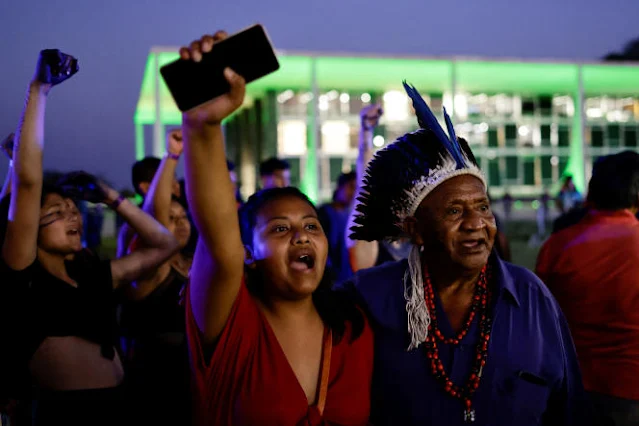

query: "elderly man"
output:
537 151 639 426
337 83 590 425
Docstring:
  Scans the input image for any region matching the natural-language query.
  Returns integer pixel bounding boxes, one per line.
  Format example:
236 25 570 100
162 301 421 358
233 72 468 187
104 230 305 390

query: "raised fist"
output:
360 104 383 131
179 31 246 127
35 49 79 86
57 171 111 204
167 129 184 156
1 133 14 161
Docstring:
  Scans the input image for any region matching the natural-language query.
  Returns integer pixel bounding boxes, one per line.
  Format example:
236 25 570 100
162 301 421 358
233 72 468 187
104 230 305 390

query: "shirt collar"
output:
491 254 521 308
586 208 638 223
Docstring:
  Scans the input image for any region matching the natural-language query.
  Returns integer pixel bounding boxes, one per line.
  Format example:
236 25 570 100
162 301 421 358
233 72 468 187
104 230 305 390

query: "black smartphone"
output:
160 24 280 112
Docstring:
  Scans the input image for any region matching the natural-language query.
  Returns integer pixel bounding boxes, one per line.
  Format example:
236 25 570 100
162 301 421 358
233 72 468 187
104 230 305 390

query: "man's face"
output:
409 175 497 274
335 179 357 206
261 169 291 189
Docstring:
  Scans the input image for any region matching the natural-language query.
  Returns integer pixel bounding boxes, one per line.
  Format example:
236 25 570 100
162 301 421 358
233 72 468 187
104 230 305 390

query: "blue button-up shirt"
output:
336 256 590 426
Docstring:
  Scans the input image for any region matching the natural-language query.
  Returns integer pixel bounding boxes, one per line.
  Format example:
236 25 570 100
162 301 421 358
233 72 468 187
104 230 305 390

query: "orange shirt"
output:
536 209 639 400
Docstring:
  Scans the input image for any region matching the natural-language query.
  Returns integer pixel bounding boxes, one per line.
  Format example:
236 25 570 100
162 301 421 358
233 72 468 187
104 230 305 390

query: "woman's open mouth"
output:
290 252 316 272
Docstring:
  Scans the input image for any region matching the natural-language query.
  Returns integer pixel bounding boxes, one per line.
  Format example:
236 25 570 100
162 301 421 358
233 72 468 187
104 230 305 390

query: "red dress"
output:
186 281 374 426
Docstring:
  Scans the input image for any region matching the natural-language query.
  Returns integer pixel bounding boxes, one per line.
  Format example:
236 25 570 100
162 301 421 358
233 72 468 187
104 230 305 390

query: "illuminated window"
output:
518 125 534 147
318 90 359 117
278 120 307 155
276 91 315 117
454 94 468 119
586 96 638 122
319 95 329 112
493 94 515 117
455 122 487 146
467 94 487 117
383 91 409 121
321 120 350 154
553 96 574 117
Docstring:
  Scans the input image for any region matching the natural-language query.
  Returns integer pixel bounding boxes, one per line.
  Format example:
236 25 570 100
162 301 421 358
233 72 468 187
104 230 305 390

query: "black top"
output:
0 250 116 398
119 267 187 341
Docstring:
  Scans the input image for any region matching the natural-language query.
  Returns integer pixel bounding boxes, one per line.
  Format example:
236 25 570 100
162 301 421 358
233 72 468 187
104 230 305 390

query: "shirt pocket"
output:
492 367 552 424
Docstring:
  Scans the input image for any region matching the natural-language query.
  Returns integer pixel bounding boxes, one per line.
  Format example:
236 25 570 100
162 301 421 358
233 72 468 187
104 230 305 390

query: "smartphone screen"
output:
160 24 280 112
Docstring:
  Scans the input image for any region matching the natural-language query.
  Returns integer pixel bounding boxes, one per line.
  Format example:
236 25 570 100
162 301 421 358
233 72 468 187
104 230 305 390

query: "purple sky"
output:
1 0 637 190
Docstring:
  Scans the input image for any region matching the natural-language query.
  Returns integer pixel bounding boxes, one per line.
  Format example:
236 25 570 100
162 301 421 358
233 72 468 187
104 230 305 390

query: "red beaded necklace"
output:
422 264 492 423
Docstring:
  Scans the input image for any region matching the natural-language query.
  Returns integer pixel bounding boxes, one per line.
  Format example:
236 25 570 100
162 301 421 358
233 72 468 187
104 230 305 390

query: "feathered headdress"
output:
350 82 487 350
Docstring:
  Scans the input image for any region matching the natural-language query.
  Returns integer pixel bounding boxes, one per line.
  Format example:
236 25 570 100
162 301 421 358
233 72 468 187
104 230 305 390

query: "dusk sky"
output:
1 0 637 190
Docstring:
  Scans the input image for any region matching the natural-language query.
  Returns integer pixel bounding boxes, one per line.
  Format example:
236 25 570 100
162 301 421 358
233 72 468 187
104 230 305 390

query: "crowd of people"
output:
1 33 639 426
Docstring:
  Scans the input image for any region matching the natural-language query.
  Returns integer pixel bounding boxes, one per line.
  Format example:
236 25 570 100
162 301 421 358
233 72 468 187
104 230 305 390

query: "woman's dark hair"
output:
132 157 161 196
239 187 365 344
0 182 66 250
171 195 196 258
259 157 290 177
171 194 188 212
588 151 639 210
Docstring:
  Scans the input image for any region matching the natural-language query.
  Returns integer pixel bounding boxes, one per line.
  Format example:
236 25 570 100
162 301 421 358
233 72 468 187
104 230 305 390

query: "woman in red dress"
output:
179 32 374 426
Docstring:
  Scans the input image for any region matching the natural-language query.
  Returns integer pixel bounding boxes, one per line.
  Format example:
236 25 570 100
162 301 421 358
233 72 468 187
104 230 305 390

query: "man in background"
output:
117 156 180 257
537 151 639 426
259 157 290 189
318 171 357 282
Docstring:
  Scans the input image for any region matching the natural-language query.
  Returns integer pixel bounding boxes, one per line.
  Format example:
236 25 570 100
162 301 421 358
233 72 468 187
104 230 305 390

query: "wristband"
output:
166 152 180 161
109 194 126 210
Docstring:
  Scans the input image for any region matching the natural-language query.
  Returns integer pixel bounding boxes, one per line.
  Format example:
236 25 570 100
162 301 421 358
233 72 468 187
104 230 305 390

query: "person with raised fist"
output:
179 32 373 426
0 50 179 426
119 128 193 426
336 83 590 426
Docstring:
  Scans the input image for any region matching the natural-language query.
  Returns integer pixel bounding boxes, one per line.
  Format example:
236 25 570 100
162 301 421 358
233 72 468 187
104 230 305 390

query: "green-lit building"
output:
135 49 639 203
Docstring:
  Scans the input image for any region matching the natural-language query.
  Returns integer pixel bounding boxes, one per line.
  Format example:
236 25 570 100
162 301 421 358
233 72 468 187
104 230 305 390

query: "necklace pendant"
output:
464 408 476 423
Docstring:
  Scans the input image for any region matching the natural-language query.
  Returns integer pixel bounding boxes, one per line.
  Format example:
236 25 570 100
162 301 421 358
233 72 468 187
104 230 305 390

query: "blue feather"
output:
402 81 466 169
442 107 465 168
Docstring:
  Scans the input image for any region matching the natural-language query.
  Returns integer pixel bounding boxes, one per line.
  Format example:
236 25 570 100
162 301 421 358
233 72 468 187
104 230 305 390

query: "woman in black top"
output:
0 50 179 426
120 129 193 426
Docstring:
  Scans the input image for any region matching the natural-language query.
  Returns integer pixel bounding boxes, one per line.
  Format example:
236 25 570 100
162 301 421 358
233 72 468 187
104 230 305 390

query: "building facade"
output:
135 50 639 204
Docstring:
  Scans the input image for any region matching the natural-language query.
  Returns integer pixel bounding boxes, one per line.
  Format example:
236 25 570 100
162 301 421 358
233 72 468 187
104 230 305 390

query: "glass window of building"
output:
553 96 574 117
277 91 309 117
321 120 350 154
278 120 307 155
624 126 638 147
383 90 410 122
